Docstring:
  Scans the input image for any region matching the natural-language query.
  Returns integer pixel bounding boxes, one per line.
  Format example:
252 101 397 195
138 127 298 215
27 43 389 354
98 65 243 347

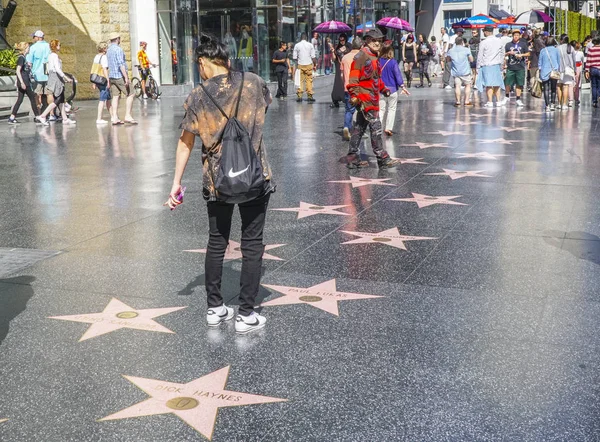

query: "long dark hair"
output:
195 32 230 68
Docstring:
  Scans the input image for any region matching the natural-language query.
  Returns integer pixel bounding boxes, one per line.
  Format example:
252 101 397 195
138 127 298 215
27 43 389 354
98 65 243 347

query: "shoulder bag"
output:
546 48 561 80
90 55 108 86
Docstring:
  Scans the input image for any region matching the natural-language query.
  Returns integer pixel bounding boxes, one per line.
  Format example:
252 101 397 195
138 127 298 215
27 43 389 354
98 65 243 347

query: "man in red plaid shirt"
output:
343 29 402 169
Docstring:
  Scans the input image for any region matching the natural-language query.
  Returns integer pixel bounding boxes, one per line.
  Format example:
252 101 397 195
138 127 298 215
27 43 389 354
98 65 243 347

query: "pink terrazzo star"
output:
99 366 286 440
271 202 351 219
402 142 451 149
261 279 382 316
185 241 285 261
455 152 509 160
49 298 187 342
427 130 466 136
341 227 437 250
388 193 467 208
391 157 428 164
476 138 517 145
425 169 492 180
328 176 396 188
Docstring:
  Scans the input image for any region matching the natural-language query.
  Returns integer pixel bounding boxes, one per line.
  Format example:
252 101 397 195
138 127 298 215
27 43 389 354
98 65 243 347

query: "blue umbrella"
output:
452 14 498 29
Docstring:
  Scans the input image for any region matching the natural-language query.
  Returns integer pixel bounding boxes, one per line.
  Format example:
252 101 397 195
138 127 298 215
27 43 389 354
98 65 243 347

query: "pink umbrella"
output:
376 17 414 32
313 20 352 34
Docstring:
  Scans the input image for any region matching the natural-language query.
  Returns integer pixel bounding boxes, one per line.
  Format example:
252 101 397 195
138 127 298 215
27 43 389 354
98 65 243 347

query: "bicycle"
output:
132 64 161 100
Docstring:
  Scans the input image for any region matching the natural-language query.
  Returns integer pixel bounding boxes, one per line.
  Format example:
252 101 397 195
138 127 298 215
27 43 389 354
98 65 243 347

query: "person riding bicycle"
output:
137 41 155 99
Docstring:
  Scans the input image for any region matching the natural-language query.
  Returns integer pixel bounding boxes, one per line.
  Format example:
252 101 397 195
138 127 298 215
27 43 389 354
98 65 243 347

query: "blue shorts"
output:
98 84 111 102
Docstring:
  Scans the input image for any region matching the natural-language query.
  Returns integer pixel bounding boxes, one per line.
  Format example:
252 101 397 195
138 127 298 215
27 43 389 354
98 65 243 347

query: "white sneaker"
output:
235 312 266 334
516 99 524 107
562 105 569 110
499 98 508 106
484 102 494 108
444 85 452 90
545 105 552 112
96 119 109 124
550 104 556 111
63 118 76 125
343 127 350 140
35 116 49 126
568 100 574 107
206 305 235 327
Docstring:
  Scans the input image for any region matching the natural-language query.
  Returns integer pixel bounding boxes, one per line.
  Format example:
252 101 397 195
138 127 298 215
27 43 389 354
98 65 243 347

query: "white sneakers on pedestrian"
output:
96 119 109 125
444 85 452 90
63 118 77 125
343 127 350 141
206 305 235 327
562 105 569 110
235 312 267 334
484 102 494 108
516 99 524 107
35 116 49 126
499 97 508 106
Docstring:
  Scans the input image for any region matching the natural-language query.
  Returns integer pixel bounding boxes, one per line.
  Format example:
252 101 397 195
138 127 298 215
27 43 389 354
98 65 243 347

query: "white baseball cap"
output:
32 30 44 38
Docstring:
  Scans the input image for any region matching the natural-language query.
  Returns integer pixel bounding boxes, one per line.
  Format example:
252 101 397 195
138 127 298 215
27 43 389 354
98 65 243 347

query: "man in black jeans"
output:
272 41 290 100
204 194 270 333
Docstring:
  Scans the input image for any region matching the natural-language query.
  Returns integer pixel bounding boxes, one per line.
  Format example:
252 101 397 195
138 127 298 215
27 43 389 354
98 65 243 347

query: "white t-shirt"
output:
441 34 449 53
94 53 108 69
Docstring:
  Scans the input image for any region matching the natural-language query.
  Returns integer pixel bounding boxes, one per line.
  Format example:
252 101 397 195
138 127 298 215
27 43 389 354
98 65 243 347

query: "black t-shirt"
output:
505 39 529 71
17 55 31 87
272 50 287 72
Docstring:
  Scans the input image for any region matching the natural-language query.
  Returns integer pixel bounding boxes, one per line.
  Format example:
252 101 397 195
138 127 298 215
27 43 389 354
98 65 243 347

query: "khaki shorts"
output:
454 75 472 86
34 81 52 95
109 78 134 97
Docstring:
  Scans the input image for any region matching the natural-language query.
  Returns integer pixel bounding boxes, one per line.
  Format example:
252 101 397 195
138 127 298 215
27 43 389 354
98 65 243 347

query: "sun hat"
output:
108 32 121 41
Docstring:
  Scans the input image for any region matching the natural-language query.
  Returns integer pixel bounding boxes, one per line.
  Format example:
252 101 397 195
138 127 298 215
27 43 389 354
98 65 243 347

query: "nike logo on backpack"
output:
228 166 249 178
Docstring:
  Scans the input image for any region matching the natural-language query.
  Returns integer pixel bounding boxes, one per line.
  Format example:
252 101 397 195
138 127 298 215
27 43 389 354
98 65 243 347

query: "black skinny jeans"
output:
11 86 39 117
419 58 431 84
205 193 271 316
542 78 557 107
275 70 287 97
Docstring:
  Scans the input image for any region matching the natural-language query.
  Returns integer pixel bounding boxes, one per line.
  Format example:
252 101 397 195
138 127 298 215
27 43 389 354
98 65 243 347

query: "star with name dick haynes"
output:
388 193 467 208
49 298 187 342
185 241 285 261
341 227 437 250
328 176 396 188
425 169 492 180
261 278 382 316
271 202 351 219
99 366 287 440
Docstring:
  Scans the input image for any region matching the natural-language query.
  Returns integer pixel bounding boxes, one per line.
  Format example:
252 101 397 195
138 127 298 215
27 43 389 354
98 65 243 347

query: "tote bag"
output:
90 55 107 86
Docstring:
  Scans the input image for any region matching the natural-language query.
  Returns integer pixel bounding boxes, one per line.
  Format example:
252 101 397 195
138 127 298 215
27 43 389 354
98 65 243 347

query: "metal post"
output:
408 0 415 31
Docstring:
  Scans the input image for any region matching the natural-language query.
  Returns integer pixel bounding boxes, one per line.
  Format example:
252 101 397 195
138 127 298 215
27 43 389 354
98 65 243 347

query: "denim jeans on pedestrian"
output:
344 92 355 130
590 67 600 104
205 194 271 316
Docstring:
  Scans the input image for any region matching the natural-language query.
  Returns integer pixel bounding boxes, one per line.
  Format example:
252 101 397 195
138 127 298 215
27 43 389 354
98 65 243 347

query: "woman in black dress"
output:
331 33 351 108
402 34 418 87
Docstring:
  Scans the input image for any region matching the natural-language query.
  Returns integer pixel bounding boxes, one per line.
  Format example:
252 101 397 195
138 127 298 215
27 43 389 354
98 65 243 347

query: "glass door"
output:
255 8 278 81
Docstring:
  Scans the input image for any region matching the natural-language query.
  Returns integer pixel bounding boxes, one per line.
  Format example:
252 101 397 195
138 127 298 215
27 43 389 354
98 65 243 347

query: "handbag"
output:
531 76 542 98
90 55 108 86
546 48 561 80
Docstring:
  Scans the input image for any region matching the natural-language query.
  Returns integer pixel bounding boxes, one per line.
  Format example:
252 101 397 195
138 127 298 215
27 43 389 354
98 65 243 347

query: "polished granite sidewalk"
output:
1 80 600 441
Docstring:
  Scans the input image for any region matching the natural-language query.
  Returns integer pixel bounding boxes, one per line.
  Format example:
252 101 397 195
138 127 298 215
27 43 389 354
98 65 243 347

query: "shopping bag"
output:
294 68 300 89
531 77 542 98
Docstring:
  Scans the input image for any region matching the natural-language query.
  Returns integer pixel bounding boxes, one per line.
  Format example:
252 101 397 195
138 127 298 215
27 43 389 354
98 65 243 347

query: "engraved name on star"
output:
49 298 187 342
271 202 351 219
261 279 382 316
424 169 492 180
402 142 451 149
427 130 466 136
391 157 428 164
388 193 467 208
98 366 287 440
328 176 396 188
455 152 509 160
185 241 285 261
341 227 437 250
476 138 518 145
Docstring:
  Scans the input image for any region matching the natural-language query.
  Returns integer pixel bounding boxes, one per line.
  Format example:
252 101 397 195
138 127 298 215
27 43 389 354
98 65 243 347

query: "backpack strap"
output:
199 72 245 120
233 71 244 118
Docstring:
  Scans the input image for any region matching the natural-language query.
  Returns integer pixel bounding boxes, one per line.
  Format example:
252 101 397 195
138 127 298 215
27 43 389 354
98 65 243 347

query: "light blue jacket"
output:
538 46 561 81
26 40 50 82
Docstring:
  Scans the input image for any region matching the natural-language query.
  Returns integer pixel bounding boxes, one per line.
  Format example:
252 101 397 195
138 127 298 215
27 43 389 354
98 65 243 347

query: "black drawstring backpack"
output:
200 72 265 204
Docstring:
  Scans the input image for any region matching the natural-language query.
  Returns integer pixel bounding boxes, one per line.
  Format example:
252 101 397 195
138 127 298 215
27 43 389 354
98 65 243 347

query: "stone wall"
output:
6 0 133 99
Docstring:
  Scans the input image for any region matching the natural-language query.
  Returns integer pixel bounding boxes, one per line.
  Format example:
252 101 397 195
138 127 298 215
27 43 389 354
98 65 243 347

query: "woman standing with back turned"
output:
166 33 275 335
